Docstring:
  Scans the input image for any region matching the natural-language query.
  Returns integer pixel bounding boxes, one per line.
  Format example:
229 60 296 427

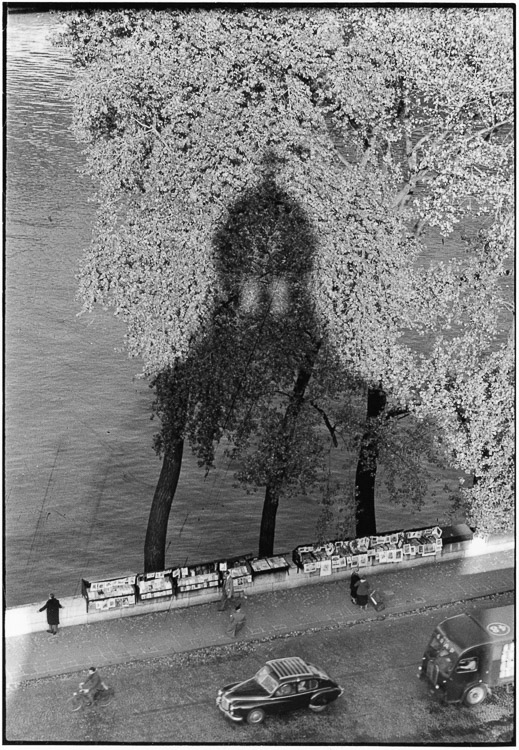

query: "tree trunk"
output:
144 439 184 572
258 486 280 558
354 386 386 538
257 342 321 556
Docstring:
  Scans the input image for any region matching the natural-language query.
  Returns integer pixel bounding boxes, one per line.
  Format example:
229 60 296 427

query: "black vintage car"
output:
216 656 344 724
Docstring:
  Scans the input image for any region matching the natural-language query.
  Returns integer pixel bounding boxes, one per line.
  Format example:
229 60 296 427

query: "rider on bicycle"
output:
80 667 107 705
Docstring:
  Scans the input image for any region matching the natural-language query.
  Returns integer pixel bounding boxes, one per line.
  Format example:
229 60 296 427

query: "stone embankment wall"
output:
6 525 513 637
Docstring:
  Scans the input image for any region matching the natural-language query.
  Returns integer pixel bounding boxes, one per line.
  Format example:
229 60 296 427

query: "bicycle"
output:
67 685 115 712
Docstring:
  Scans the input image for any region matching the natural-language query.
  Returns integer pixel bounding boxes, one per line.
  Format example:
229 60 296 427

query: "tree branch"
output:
334 144 351 168
310 400 338 447
132 116 173 155
384 409 410 419
392 168 431 209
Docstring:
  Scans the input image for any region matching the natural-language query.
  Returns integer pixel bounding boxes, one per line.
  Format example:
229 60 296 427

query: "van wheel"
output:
463 684 488 706
246 708 265 724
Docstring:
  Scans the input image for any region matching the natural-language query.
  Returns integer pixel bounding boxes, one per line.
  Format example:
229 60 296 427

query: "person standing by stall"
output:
354 576 371 610
38 593 63 634
218 570 234 612
350 566 361 604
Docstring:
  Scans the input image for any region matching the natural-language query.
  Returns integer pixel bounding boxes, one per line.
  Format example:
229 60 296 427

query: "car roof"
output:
266 657 312 680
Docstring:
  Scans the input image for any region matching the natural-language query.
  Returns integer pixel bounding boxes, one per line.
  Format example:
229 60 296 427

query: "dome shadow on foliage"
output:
213 171 316 325
203 167 326 554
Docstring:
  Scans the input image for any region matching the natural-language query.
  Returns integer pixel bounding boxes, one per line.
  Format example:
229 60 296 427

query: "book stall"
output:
220 555 254 591
294 543 345 575
293 526 443 574
136 570 174 601
403 526 443 557
249 555 290 576
82 573 137 612
173 561 220 594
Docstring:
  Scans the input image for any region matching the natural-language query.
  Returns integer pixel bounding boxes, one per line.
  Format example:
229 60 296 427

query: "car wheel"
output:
246 708 266 725
309 696 329 713
463 684 488 707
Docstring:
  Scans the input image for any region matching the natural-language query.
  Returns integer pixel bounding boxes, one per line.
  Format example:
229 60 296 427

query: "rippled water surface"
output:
5 12 479 607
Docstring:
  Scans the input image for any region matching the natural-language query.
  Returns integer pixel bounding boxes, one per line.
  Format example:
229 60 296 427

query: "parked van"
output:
419 604 514 706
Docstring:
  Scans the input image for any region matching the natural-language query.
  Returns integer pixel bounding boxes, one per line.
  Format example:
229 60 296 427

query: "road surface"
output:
6 593 514 743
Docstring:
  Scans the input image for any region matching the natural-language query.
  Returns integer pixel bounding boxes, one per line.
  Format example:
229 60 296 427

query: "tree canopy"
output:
58 6 514 566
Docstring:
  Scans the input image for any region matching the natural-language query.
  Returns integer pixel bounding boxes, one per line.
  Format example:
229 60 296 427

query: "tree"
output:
407 329 515 535
457 338 515 533
312 7 514 534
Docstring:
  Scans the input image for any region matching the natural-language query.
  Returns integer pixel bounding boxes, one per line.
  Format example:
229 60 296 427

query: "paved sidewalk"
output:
5 549 514 686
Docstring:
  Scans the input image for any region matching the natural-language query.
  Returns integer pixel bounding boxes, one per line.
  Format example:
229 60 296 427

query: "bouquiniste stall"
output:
81 524 460 612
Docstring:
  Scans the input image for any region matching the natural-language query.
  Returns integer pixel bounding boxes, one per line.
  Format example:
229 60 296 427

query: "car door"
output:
271 681 299 714
295 678 320 708
449 648 482 702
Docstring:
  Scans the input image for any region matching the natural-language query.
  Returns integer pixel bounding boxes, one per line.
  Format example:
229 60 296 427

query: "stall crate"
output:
174 562 220 594
136 570 174 601
250 555 289 576
82 573 137 612
228 563 253 589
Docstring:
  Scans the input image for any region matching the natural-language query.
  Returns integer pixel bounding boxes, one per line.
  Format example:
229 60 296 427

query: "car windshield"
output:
254 666 280 694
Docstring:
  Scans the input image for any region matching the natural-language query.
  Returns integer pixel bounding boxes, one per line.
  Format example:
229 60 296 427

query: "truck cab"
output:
419 604 514 706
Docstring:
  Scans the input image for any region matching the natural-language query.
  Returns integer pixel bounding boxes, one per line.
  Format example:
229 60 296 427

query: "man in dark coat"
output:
38 593 63 634
354 576 370 610
350 567 361 604
226 603 246 637
218 570 235 612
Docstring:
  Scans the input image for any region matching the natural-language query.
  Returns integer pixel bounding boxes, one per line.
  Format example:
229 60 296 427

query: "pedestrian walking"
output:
218 570 234 612
350 566 361 604
38 593 63 634
354 576 370 610
227 603 246 637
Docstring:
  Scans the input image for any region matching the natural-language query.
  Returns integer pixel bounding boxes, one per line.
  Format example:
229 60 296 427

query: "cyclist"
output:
80 667 108 705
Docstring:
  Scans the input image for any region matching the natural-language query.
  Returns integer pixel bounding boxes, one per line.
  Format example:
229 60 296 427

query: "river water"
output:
5 11 485 607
